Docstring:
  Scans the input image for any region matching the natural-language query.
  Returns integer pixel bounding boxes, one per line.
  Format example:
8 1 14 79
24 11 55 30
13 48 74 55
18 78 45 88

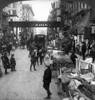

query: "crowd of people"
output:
28 42 46 71
69 40 95 68
1 35 95 99
0 52 16 75
0 41 54 99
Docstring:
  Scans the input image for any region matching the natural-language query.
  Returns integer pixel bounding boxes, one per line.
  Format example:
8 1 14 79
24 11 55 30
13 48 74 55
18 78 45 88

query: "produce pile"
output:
52 56 74 70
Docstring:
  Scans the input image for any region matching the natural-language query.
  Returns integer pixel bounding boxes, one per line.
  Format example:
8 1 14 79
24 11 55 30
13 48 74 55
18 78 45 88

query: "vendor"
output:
70 52 78 67
58 67 71 97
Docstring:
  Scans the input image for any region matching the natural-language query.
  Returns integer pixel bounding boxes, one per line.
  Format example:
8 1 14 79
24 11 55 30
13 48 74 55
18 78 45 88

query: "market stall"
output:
76 58 95 82
56 67 88 100
51 51 74 75
55 57 95 100
75 59 95 100
48 50 95 99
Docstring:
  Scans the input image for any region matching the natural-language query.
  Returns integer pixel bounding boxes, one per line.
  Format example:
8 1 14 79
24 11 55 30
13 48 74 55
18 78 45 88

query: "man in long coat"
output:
43 55 52 99
2 53 10 74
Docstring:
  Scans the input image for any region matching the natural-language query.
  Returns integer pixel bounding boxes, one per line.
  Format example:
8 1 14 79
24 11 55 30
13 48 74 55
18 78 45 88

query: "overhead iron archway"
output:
9 21 61 27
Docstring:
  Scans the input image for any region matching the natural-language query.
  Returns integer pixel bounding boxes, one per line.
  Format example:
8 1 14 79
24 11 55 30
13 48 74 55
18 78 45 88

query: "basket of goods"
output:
53 56 74 70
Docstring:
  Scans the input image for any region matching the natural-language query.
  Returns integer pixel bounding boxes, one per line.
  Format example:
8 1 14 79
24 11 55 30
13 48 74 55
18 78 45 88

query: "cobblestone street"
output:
0 49 62 100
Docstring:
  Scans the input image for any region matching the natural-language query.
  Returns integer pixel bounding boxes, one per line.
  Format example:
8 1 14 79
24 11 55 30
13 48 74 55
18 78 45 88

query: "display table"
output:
56 57 95 100
80 73 94 82
57 69 95 100
77 89 91 100
52 53 74 75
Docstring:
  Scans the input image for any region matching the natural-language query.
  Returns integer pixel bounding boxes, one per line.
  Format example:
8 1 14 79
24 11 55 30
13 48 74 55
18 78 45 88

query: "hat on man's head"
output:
44 56 53 67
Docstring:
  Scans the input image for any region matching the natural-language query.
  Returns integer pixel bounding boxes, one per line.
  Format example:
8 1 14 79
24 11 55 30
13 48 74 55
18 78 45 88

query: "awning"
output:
72 9 88 18
72 10 91 34
77 10 91 34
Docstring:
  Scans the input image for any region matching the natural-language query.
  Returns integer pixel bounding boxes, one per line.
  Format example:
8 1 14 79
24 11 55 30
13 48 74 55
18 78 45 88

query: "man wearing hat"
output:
43 54 52 99
3 52 10 74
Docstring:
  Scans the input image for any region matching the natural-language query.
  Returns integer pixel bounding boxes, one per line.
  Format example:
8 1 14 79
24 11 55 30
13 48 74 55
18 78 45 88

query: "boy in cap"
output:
10 54 16 71
30 50 37 71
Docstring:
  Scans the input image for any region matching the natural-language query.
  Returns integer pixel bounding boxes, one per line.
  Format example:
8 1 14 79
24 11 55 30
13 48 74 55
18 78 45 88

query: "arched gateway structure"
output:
9 21 61 27
0 0 95 14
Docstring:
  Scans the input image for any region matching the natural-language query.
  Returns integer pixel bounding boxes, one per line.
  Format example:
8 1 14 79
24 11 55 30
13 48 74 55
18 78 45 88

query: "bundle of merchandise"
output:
62 79 86 100
74 77 95 100
53 57 73 70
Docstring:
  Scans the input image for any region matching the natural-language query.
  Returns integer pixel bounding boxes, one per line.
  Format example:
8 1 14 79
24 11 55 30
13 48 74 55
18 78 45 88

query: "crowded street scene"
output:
0 0 95 100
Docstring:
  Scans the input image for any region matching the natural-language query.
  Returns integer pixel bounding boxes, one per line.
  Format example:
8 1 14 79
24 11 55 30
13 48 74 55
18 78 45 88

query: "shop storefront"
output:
51 50 95 100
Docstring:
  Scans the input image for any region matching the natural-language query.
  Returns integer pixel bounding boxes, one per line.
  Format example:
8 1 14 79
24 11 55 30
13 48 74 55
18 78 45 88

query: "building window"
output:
13 2 17 8
9 10 11 14
81 2 84 9
84 4 87 9
13 10 16 15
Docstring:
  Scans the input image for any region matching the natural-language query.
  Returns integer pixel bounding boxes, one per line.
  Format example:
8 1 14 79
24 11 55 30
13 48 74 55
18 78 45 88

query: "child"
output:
10 54 16 71
30 50 37 71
